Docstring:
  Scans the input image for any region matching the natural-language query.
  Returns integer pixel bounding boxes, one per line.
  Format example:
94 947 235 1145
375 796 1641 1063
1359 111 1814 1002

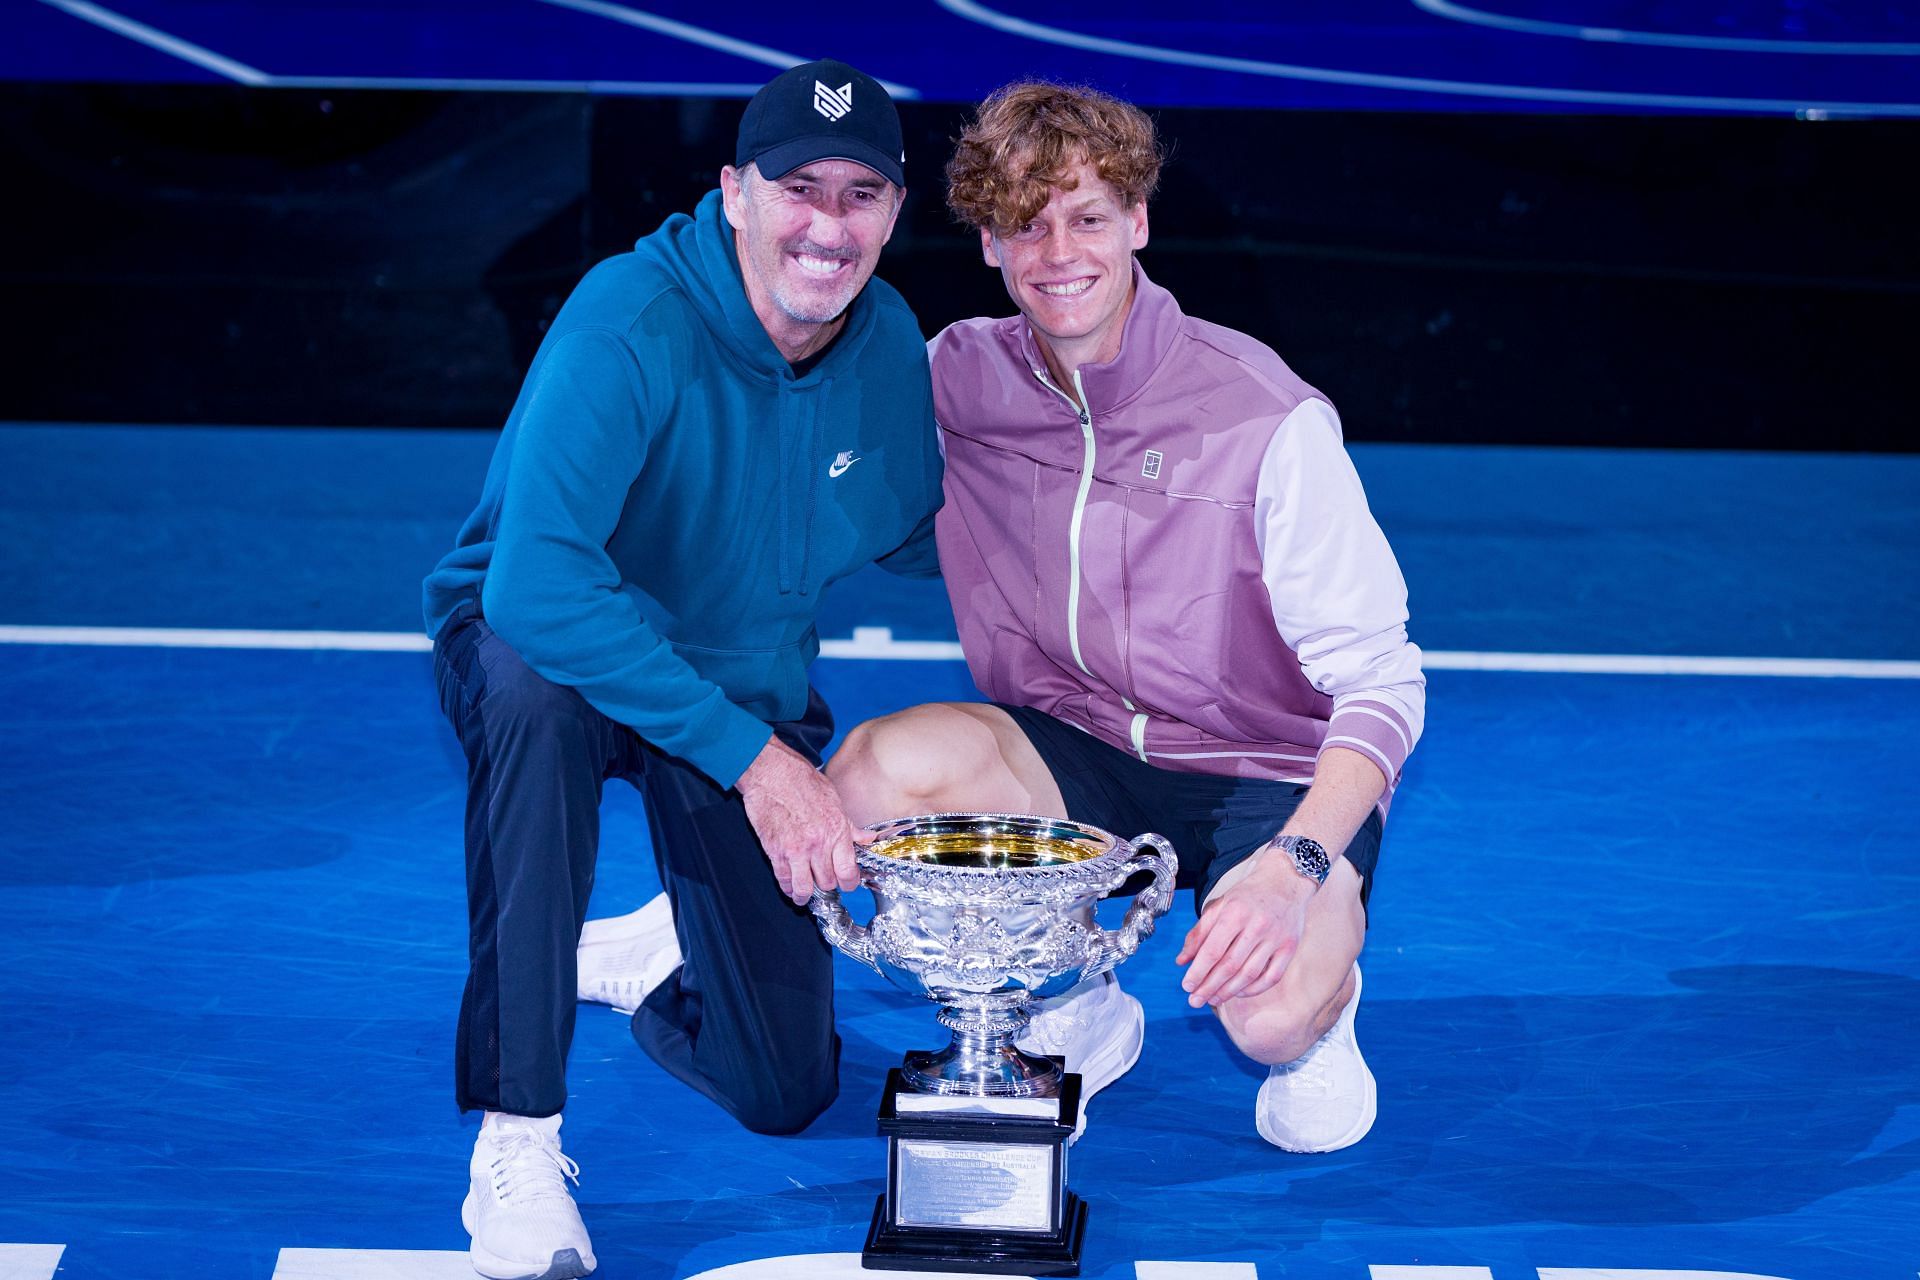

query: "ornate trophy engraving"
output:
812 812 1177 1276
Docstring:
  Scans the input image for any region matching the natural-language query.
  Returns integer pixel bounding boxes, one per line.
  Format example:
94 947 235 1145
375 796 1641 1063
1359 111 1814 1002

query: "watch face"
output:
1284 837 1331 883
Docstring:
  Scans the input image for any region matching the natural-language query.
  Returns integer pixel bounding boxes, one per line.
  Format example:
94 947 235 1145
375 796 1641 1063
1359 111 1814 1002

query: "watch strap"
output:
1273 834 1332 886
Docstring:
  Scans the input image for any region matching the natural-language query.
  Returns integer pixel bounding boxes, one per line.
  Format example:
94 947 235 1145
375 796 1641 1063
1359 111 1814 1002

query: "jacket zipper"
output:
1035 366 1150 762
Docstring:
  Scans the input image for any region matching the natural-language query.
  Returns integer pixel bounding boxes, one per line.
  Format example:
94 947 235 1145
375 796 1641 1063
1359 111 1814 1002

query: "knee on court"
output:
1214 980 1340 1067
725 1072 838 1136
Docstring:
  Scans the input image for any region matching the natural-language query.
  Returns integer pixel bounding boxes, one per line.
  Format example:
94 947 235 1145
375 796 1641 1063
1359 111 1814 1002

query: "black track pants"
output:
433 603 839 1133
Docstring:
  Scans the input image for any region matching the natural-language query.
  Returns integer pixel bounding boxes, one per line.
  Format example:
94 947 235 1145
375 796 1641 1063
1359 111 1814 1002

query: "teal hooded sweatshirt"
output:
423 190 943 789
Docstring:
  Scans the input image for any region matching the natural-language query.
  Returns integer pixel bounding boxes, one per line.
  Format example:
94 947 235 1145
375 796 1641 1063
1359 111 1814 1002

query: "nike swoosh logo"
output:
828 453 860 478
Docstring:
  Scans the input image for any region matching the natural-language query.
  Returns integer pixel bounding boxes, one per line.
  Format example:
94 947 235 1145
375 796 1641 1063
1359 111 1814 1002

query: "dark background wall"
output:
4 82 1913 448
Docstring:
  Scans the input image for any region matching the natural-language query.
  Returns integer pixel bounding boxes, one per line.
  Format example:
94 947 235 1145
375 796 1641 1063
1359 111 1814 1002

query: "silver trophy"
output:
814 812 1178 1275
811 812 1178 1098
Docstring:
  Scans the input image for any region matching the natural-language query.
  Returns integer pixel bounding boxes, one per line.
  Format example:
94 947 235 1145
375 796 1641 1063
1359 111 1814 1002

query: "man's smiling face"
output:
983 159 1149 374
722 159 902 357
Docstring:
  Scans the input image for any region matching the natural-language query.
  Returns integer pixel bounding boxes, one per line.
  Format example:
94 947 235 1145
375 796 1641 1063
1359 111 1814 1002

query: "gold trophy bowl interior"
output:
812 812 1177 1096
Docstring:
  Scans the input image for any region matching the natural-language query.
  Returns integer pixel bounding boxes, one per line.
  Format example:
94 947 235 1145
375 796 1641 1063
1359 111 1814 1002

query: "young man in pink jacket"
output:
828 82 1426 1152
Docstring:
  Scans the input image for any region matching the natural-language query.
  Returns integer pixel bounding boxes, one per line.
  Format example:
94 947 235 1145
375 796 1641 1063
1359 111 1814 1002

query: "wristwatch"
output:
1272 835 1332 887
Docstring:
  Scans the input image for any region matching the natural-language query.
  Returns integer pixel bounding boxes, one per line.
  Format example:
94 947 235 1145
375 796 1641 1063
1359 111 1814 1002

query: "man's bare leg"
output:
827 702 1067 825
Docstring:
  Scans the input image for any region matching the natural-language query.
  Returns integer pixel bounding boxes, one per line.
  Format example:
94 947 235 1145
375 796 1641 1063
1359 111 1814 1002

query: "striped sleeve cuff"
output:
1320 694 1418 785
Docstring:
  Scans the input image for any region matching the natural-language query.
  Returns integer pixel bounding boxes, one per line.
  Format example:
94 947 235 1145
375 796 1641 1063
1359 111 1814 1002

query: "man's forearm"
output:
1276 745 1386 862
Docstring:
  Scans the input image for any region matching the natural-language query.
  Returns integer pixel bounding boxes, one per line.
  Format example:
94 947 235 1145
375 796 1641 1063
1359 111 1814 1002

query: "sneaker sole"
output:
576 985 641 1016
470 1246 594 1280
463 1190 597 1280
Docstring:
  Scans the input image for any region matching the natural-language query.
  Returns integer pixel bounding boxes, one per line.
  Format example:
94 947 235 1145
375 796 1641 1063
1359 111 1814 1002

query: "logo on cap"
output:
813 80 853 122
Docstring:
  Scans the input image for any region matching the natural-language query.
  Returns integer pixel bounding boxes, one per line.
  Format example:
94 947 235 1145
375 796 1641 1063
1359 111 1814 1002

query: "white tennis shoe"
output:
576 893 680 1015
463 1112 596 1280
1255 963 1376 1153
1016 971 1145 1143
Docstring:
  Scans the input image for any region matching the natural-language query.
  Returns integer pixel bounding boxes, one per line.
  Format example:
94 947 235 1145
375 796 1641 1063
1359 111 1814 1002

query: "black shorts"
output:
1000 704 1383 915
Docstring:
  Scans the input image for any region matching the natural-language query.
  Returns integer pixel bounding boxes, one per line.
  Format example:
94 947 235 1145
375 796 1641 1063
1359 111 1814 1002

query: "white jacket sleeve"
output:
1254 398 1426 785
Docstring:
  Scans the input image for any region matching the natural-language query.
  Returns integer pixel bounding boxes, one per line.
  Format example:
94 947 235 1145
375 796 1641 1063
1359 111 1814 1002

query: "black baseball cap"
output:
735 59 905 188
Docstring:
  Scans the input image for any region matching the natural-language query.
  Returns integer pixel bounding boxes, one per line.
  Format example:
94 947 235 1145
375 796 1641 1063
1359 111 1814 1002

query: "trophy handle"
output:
1085 832 1179 978
809 889 882 975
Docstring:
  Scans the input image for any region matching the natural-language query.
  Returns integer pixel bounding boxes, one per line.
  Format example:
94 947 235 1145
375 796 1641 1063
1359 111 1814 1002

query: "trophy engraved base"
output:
863 1067 1087 1276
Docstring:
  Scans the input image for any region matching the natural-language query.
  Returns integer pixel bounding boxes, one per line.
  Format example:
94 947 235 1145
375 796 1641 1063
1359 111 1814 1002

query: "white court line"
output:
823 627 966 661
1412 0 1920 55
0 1243 67 1280
0 625 432 652
1536 1271 1795 1280
936 0 1920 116
531 0 919 98
1419 650 1920 679
682 1255 1004 1280
2 624 1917 679
35 0 271 83
271 1248 474 1279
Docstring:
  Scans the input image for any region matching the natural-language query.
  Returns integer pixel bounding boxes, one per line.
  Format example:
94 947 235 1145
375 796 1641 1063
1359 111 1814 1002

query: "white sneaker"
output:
1255 963 1376 1153
462 1112 596 1280
1016 972 1144 1142
577 893 680 1015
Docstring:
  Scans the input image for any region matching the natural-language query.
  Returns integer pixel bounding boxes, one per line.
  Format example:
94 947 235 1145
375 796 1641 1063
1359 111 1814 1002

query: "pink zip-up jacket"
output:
930 264 1425 809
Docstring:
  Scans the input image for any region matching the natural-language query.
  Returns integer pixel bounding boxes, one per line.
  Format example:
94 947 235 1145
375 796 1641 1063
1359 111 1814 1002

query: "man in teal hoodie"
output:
422 60 942 1280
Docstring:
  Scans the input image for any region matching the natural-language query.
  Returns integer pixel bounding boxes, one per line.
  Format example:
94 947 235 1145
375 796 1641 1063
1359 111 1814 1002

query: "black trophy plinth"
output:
863 1066 1087 1275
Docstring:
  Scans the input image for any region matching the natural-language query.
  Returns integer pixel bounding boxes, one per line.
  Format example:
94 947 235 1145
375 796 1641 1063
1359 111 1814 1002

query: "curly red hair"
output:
946 82 1162 235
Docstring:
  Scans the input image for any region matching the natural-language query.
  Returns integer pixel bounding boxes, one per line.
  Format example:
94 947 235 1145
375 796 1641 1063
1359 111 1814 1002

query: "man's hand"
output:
737 735 872 905
1175 846 1316 1008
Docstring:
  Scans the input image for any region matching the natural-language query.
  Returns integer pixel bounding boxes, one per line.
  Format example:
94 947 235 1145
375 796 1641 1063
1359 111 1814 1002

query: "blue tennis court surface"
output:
7 0 1920 1269
10 0 1920 114
2 424 1917 1279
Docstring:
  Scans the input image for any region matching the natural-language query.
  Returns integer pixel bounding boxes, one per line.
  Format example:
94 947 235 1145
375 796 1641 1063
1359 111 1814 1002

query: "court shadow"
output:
1144 965 1920 1233
0 819 350 886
